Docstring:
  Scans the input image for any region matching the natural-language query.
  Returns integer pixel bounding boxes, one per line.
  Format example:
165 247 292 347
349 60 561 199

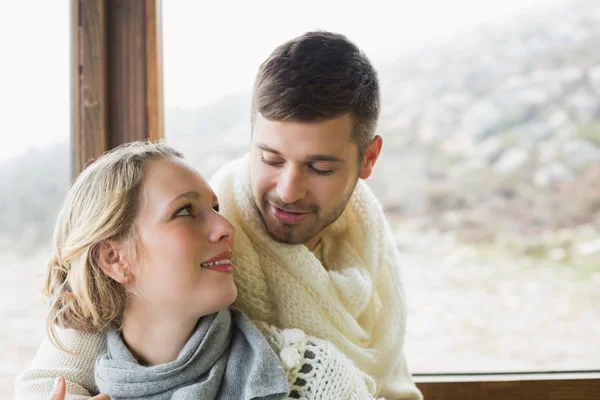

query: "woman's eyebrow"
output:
168 191 200 207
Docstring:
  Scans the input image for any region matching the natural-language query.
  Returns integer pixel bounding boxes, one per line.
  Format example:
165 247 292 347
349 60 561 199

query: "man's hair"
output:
251 31 380 159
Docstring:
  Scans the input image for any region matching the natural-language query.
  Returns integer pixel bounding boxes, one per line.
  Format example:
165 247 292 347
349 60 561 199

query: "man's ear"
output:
359 135 383 180
96 240 132 284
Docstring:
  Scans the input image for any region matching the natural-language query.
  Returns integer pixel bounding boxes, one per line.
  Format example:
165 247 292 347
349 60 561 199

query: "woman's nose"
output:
209 213 236 243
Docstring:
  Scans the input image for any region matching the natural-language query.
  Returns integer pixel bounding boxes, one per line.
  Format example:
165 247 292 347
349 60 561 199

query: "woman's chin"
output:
199 283 238 316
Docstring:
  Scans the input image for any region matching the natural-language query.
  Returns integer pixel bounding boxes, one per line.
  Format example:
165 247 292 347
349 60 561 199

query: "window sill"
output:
414 371 600 399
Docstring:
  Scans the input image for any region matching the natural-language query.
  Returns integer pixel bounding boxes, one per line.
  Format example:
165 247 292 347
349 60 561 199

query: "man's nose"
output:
276 166 307 204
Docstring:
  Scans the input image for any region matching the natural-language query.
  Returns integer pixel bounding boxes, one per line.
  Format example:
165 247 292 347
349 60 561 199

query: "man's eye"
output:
174 205 193 217
261 155 282 166
310 166 334 176
212 204 220 213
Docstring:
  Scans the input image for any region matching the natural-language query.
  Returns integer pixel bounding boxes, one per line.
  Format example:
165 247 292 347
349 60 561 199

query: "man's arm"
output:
378 353 423 400
359 181 423 400
14 328 106 400
258 323 377 399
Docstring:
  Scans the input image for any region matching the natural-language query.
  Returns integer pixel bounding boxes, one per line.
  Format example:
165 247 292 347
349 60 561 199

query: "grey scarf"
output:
94 308 289 400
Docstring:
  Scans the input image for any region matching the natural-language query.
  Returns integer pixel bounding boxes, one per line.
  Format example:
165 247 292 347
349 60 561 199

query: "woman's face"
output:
128 156 237 319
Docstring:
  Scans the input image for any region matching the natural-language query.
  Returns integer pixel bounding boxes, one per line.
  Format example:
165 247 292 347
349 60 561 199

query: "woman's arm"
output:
14 328 106 400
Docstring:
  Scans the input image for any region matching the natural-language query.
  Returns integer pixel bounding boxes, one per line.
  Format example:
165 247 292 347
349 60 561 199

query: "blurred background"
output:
1 0 599 396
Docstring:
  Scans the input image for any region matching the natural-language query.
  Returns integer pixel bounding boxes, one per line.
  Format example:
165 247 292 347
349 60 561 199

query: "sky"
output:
0 0 573 162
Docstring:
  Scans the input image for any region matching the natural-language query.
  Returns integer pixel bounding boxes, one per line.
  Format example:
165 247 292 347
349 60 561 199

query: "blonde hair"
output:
44 140 183 350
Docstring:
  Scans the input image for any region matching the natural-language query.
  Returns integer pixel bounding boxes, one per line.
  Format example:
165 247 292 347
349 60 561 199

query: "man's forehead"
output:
253 115 355 152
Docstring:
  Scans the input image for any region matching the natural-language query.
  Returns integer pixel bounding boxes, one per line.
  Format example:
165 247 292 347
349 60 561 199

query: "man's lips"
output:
271 205 311 225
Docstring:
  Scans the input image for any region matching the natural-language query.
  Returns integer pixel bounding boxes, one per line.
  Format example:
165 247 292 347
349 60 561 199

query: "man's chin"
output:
264 222 315 245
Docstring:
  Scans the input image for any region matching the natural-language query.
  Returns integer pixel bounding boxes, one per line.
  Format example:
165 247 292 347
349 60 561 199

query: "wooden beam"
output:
72 0 164 176
145 0 163 143
72 0 108 177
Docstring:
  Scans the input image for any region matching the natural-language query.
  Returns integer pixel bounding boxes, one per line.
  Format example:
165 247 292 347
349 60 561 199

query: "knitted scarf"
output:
210 155 417 399
94 308 290 400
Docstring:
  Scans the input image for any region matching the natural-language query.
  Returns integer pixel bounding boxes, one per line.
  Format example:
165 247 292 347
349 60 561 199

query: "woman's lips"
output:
203 263 234 274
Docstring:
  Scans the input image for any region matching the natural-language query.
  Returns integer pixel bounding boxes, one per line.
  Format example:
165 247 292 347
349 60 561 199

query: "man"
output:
17 31 422 400
209 31 421 400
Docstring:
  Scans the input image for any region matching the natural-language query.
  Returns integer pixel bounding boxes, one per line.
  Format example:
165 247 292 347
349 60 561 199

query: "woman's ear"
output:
96 240 132 284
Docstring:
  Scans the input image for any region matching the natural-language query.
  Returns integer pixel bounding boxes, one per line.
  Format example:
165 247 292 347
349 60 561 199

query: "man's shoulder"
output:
350 179 385 216
209 154 249 190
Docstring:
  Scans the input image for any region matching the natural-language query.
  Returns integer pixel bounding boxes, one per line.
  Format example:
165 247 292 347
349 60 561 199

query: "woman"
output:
25 140 373 400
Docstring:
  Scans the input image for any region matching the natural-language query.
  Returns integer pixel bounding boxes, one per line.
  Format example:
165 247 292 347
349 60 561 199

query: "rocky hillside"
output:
3 0 599 265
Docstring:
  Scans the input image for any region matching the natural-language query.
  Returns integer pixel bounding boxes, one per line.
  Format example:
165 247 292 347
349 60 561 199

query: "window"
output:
163 0 599 374
0 2 71 397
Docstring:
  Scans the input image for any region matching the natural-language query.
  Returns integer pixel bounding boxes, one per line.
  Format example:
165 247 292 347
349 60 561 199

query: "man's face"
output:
249 113 363 249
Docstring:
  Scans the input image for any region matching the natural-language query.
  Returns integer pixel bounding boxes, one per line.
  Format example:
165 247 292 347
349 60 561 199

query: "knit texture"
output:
258 323 376 399
210 155 422 400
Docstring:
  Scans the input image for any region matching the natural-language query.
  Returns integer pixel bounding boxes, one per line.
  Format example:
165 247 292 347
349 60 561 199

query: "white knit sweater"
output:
209 155 422 400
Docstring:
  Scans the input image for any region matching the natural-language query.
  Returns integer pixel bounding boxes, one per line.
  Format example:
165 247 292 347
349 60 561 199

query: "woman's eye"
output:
212 204 220 213
174 205 193 218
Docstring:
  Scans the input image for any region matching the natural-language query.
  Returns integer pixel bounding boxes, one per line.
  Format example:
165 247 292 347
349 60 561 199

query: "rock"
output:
462 101 504 141
450 159 486 178
588 66 600 95
479 137 505 164
548 247 567 261
533 162 574 188
516 120 555 142
565 89 600 122
537 141 560 164
493 147 530 175
575 238 600 258
546 108 570 130
562 138 600 170
559 66 584 84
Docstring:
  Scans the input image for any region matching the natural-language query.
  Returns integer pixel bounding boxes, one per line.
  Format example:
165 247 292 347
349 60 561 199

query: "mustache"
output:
264 194 318 213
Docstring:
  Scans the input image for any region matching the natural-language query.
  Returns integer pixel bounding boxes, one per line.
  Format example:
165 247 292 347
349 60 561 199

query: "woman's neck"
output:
120 301 200 366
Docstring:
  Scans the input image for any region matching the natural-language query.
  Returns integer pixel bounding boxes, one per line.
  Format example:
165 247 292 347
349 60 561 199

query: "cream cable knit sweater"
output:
209 155 422 400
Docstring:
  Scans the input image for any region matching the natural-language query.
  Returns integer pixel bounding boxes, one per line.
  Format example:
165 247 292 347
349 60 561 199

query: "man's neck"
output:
121 301 200 366
304 234 322 252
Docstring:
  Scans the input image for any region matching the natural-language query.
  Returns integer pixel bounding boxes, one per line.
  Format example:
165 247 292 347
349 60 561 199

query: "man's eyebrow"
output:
257 144 281 155
257 143 344 163
168 191 200 207
305 155 344 163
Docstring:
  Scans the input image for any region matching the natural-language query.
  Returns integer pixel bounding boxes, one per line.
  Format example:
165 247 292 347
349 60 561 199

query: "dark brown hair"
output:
251 31 380 159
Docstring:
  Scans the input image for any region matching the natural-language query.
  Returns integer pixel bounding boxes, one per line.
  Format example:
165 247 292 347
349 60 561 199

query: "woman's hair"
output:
44 140 183 350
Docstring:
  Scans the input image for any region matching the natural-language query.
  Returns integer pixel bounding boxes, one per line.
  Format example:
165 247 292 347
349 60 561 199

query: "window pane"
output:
0 2 71 396
163 0 600 373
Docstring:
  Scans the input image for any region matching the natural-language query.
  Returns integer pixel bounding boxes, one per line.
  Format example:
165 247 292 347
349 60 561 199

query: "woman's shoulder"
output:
15 329 106 399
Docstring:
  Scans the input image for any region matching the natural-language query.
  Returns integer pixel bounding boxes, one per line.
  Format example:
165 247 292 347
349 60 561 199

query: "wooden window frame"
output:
72 0 163 176
71 1 600 398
